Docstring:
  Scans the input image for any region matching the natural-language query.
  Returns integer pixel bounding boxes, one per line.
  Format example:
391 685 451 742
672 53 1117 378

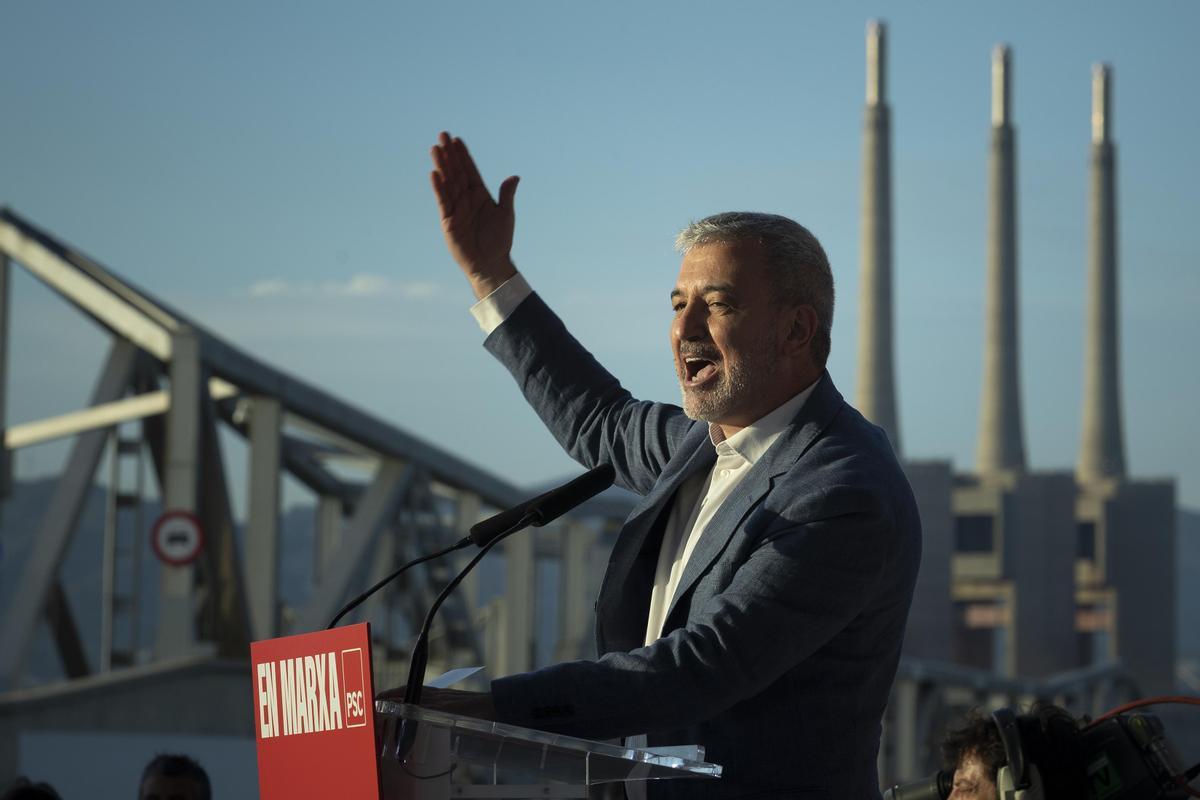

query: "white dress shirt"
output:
640 387 813 646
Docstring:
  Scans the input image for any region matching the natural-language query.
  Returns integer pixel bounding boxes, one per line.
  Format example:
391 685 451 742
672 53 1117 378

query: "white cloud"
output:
248 278 291 297
245 273 440 300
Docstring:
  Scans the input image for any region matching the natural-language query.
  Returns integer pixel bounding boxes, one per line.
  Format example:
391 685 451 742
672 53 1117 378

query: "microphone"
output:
882 771 953 800
527 463 616 526
468 490 551 547
403 464 616 706
329 465 617 630
469 464 616 546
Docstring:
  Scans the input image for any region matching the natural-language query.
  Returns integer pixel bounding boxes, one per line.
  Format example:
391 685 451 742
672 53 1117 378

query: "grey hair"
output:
675 211 834 367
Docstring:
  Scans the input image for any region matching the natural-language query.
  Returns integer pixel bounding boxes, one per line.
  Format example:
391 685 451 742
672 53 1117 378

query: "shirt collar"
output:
707 378 820 464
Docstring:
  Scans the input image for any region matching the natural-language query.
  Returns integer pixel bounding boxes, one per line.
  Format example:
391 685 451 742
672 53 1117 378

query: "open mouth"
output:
683 356 719 387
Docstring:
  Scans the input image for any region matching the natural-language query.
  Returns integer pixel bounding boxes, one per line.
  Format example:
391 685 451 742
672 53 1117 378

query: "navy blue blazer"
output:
488 294 921 799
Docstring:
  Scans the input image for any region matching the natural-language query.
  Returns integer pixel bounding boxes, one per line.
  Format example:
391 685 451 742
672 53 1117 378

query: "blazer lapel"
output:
596 425 717 650
663 373 847 623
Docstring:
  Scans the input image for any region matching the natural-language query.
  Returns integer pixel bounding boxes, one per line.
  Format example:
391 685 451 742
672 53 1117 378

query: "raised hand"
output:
430 131 520 299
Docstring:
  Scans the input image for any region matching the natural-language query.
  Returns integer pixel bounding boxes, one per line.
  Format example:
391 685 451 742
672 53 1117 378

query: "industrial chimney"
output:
856 19 902 454
1078 64 1126 482
976 44 1027 475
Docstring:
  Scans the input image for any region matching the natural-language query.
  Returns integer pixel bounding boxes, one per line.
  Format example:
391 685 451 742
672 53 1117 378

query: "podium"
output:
376 700 722 799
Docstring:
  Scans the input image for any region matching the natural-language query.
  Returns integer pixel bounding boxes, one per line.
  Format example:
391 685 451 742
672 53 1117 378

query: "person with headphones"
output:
940 704 1088 800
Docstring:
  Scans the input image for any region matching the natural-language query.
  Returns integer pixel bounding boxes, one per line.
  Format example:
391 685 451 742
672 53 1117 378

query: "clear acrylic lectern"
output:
375 700 722 799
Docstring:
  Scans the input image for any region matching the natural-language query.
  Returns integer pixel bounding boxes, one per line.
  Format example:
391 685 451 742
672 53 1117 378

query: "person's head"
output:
672 212 833 431
1 777 61 800
941 705 1086 800
941 710 1006 799
139 754 211 800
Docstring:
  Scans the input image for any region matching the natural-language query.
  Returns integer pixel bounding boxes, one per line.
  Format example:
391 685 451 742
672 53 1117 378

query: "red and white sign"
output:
251 623 380 800
150 511 204 566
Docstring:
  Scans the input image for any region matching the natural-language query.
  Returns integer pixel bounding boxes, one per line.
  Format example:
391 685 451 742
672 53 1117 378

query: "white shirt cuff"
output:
469 273 533 335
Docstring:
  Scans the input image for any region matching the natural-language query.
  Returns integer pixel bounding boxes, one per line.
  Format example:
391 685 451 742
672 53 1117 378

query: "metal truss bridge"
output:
0 208 1142 784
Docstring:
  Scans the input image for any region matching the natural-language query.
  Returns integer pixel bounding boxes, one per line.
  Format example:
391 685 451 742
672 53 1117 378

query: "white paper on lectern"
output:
426 666 484 688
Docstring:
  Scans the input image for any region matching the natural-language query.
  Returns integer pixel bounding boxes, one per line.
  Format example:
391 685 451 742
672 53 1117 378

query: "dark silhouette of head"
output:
1 777 62 800
138 753 212 800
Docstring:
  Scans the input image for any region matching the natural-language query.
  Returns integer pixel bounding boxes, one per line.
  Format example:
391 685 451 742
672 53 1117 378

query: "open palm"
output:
430 132 519 293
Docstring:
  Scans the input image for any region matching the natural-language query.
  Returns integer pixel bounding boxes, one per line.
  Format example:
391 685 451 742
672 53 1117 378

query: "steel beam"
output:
0 339 137 687
199 332 520 508
0 215 173 360
556 521 597 661
0 253 10 497
296 459 411 633
454 492 482 611
196 400 251 658
217 400 350 501
501 531 536 675
361 524 399 631
4 379 237 450
0 209 520 514
313 495 344 586
279 437 353 499
245 396 282 641
156 327 203 659
45 581 90 678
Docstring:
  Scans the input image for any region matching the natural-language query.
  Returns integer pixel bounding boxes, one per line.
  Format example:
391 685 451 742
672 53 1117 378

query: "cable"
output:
327 536 472 629
401 762 457 781
403 512 535 705
1084 695 1200 799
1084 695 1200 729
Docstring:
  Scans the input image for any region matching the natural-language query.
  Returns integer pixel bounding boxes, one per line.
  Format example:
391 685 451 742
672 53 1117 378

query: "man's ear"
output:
782 305 818 354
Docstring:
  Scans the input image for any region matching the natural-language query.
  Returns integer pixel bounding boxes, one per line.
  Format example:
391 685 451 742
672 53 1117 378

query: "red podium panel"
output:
251 623 380 800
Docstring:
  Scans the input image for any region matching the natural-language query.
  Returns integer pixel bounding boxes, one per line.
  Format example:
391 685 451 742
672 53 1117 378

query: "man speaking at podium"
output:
419 132 921 799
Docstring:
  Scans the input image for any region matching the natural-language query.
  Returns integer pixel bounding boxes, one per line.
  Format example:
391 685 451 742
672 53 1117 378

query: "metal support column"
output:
101 431 145 670
245 396 282 641
313 495 343 586
454 492 482 610
0 339 137 687
296 459 411 633
556 520 597 661
156 327 202 659
0 253 10 497
196 401 251 657
501 530 536 676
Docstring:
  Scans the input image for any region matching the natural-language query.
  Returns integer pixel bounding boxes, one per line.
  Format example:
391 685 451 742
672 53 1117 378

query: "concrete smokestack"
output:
976 44 1027 475
856 19 902 453
1078 64 1126 481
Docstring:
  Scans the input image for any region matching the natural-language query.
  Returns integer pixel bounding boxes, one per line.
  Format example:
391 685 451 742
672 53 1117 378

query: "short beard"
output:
678 331 779 423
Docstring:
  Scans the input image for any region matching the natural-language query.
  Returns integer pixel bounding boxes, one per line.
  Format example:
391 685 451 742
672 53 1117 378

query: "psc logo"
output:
340 648 368 728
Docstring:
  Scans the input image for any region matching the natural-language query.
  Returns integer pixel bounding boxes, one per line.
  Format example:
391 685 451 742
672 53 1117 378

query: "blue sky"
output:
2 1 1198 508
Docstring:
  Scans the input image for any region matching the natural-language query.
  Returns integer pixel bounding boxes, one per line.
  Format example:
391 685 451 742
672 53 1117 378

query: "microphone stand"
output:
402 511 537 705
327 537 473 630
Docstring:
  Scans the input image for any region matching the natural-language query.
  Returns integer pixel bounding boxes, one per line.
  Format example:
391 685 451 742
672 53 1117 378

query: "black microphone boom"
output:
527 463 616 526
468 489 551 547
468 464 615 547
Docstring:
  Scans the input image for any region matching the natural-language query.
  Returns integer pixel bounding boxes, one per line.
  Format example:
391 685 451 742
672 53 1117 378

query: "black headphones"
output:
991 707 1044 800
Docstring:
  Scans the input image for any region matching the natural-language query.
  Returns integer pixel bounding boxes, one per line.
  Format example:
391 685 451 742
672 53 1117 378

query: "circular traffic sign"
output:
151 510 205 566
